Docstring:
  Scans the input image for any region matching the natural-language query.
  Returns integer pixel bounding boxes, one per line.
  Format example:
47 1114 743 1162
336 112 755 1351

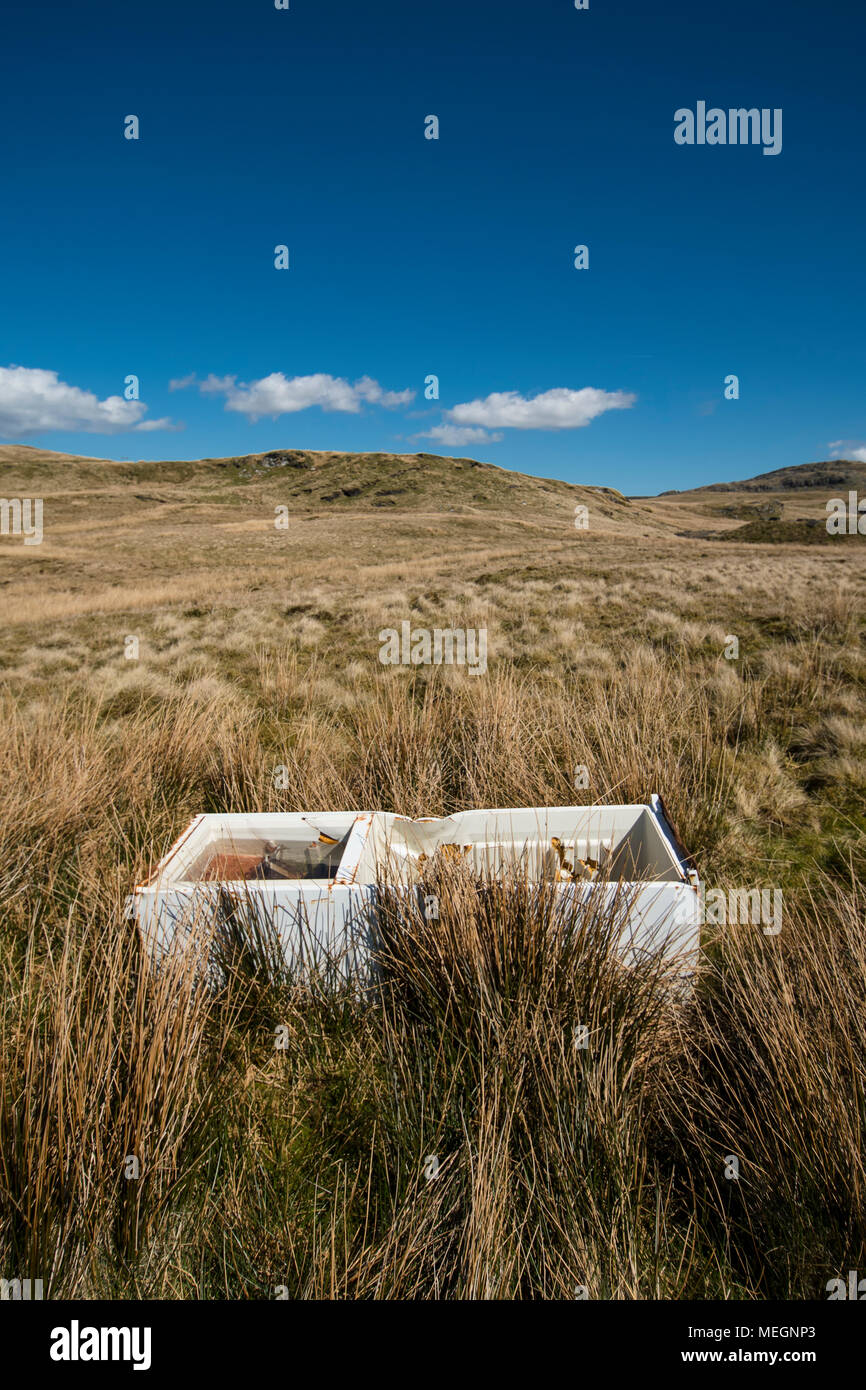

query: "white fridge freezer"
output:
128 797 702 979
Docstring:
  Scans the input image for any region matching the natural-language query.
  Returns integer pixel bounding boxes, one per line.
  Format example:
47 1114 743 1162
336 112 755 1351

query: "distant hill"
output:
662 459 866 496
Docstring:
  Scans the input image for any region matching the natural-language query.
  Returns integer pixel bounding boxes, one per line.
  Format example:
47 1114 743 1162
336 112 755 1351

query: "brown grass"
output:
1 446 865 1298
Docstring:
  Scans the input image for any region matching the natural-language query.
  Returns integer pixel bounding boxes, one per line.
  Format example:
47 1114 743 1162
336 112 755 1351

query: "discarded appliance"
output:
128 798 701 979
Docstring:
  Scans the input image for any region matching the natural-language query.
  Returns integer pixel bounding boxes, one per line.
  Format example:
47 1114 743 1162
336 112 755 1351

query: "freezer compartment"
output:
141 812 371 887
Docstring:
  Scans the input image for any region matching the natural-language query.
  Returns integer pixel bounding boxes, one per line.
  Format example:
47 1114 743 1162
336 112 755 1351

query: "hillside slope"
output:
0 443 639 528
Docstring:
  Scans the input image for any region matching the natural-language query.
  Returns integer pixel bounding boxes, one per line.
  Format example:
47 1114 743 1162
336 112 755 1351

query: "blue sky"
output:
1 0 864 492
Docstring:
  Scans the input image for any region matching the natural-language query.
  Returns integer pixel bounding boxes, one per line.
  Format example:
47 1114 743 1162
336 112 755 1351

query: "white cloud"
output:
352 375 416 408
829 440 866 464
448 385 636 431
0 365 178 436
173 371 415 422
135 417 179 431
197 374 238 396
420 424 502 447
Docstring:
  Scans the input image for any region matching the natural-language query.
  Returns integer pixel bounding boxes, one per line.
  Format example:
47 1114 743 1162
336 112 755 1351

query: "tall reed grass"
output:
0 650 863 1298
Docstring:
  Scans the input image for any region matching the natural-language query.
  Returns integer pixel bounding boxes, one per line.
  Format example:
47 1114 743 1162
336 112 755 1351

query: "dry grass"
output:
1 445 865 1298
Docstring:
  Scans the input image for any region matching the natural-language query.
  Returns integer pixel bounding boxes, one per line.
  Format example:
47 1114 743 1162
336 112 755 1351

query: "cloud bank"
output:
416 385 636 449
446 386 636 431
0 366 176 436
172 371 415 422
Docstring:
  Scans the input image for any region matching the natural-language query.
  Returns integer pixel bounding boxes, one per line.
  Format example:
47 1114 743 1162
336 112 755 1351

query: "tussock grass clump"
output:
662 876 866 1298
0 902 222 1296
2 843 864 1297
